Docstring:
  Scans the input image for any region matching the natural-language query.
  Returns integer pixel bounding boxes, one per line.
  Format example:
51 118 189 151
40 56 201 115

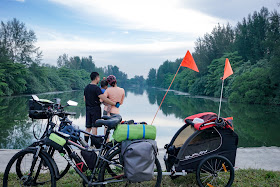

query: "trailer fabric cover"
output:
185 112 217 123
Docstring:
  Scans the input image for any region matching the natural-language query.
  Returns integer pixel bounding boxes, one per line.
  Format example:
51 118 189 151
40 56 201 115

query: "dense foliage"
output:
0 19 133 96
147 7 280 105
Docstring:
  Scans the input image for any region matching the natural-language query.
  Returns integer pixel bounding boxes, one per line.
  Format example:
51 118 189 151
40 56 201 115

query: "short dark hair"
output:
100 80 108 88
90 72 99 81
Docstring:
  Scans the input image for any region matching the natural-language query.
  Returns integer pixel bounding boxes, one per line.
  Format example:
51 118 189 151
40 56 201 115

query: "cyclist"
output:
84 72 119 146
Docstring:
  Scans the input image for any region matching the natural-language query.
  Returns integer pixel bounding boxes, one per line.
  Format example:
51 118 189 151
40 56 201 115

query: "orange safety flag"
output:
223 58 233 80
181 50 199 72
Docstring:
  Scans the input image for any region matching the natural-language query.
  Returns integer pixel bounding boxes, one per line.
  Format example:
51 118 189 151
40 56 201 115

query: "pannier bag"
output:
121 139 157 183
44 133 66 151
113 124 156 142
29 99 54 119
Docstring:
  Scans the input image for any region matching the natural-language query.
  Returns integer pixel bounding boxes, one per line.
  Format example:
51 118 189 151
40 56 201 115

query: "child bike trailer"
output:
164 112 238 187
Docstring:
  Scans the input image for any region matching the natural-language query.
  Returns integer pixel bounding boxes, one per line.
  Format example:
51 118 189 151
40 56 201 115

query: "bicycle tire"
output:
15 145 71 181
196 155 234 187
3 148 56 186
98 148 162 187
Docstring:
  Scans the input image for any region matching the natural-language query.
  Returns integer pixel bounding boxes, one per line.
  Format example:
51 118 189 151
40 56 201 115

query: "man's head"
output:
90 72 100 83
100 80 108 89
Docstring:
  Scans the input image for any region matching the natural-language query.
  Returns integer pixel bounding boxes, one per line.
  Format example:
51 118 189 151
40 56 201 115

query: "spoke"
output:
202 173 213 184
214 159 217 172
207 177 215 187
217 163 228 172
201 168 213 176
207 161 215 172
214 176 218 186
200 173 212 180
217 159 221 170
218 175 227 184
203 164 213 173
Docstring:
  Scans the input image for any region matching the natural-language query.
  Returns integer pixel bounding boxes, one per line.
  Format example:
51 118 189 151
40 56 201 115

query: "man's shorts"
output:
86 106 101 128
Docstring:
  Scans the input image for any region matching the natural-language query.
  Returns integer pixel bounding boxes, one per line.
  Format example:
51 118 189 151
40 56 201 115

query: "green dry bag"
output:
112 124 156 142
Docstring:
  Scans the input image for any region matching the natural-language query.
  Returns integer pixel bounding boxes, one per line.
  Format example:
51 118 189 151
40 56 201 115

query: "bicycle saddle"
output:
95 114 122 129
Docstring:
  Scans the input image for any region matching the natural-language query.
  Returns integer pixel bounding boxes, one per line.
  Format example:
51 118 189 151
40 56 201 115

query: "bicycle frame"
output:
58 127 125 185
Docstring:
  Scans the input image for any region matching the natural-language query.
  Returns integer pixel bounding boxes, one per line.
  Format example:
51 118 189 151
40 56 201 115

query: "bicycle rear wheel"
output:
3 148 56 186
98 148 162 187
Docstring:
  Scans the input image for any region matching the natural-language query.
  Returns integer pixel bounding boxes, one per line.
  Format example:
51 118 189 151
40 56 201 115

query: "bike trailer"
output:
121 139 157 182
164 112 238 173
29 99 54 119
113 122 156 142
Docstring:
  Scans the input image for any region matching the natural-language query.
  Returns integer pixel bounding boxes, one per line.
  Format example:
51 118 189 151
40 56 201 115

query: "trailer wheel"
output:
196 155 234 187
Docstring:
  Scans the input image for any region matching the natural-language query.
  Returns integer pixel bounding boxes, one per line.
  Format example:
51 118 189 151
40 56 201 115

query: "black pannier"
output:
29 99 53 119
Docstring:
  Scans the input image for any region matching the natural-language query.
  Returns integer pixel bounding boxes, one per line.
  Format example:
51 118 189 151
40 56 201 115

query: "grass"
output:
1 169 280 186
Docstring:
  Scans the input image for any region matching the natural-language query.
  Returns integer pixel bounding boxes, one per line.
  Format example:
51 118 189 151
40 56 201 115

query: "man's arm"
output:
98 94 116 106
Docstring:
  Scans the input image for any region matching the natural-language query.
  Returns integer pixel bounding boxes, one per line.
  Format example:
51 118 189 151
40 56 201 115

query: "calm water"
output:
0 88 279 149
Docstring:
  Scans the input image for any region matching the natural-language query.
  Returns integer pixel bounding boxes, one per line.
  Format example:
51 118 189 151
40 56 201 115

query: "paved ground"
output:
1 146 280 172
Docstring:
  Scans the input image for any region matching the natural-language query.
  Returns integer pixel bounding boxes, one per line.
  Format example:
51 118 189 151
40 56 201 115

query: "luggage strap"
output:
126 124 146 140
143 124 145 139
127 125 129 140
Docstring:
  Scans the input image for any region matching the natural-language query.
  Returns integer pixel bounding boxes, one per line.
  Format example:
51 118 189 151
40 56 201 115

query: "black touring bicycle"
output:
3 95 238 187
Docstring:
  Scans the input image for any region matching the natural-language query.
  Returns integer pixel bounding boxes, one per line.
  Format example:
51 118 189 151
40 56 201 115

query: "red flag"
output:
223 58 233 80
181 50 199 72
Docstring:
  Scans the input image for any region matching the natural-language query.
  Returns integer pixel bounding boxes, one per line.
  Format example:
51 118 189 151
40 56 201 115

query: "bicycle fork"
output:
22 146 42 185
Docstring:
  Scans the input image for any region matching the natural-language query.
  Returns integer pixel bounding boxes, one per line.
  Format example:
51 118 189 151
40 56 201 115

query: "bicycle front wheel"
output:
98 148 162 187
3 148 56 187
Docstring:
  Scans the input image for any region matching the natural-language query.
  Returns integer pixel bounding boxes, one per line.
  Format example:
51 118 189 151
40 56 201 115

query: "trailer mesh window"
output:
180 128 221 160
173 125 196 148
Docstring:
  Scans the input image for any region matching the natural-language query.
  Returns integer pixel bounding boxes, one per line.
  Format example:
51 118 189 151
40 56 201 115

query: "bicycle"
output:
3 114 162 186
3 95 78 185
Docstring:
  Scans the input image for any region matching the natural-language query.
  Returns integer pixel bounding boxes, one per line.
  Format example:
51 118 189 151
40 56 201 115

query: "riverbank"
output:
1 147 280 172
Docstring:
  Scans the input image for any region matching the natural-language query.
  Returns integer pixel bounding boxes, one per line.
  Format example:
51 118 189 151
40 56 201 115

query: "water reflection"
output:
145 88 280 148
0 88 279 149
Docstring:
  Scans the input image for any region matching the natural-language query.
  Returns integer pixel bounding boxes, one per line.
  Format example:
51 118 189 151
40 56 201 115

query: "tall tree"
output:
0 18 42 65
147 68 156 86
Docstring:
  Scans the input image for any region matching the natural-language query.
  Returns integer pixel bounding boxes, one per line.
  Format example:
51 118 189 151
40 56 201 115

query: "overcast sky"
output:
0 0 278 78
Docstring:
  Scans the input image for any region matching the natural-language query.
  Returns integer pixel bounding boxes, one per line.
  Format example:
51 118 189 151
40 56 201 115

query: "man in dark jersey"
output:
84 72 119 145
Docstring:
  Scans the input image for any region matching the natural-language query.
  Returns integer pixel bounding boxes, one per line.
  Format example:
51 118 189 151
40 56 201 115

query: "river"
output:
0 88 279 149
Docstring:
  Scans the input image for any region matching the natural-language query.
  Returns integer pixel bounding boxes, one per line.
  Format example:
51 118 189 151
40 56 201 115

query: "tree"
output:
193 23 235 75
146 68 156 86
0 18 42 65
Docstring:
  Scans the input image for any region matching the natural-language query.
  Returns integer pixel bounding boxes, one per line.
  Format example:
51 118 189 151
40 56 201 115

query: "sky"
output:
0 0 278 78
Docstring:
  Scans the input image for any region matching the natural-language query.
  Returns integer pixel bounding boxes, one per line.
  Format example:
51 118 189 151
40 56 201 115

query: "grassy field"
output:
1 169 280 186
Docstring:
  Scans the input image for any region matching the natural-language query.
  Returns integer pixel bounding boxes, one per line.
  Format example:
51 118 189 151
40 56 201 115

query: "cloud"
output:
15 0 25 2
49 0 227 36
182 0 278 22
37 33 193 78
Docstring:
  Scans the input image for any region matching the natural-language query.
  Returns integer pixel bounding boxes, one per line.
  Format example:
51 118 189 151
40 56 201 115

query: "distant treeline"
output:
0 18 144 96
147 7 280 105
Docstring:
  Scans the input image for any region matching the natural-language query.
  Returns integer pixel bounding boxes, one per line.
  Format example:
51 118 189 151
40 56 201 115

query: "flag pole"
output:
151 65 181 125
218 79 224 119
